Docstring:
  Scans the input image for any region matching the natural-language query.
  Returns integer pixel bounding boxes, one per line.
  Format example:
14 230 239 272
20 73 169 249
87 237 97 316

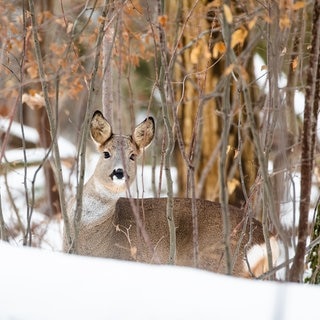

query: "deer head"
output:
90 110 155 193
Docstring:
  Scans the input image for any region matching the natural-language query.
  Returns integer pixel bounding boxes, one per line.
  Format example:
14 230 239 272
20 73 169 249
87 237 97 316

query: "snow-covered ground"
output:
1 242 320 320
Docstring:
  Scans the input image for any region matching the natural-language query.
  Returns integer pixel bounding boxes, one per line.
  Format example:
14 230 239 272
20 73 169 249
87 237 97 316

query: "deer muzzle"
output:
110 168 125 181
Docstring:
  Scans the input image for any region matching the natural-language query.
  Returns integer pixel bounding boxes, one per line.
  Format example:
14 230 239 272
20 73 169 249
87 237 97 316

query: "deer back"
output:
74 197 277 277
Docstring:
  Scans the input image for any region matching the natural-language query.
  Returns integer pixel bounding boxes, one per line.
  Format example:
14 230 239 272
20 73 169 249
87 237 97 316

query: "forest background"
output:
0 0 319 284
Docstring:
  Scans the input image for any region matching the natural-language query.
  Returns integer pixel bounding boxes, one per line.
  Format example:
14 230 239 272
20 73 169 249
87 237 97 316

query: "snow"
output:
253 53 305 118
0 117 39 144
0 117 76 158
0 242 320 320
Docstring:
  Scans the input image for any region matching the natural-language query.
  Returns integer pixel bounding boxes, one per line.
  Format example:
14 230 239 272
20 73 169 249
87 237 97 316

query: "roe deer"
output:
64 110 279 278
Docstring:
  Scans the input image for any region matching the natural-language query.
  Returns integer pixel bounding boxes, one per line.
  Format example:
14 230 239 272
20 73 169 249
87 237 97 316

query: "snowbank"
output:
0 242 319 320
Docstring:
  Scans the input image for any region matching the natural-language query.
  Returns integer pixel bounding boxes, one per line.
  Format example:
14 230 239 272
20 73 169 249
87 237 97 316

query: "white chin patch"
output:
112 178 126 186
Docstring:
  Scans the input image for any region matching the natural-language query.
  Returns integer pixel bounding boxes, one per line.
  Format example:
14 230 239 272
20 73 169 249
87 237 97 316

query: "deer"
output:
63 110 279 278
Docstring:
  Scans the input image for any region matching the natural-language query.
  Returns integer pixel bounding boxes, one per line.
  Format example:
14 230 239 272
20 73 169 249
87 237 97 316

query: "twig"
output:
290 0 320 282
102 1 118 124
0 185 8 241
3 163 24 235
156 0 176 265
23 145 52 246
28 0 69 246
219 0 233 275
70 0 98 39
71 0 111 253
20 3 32 245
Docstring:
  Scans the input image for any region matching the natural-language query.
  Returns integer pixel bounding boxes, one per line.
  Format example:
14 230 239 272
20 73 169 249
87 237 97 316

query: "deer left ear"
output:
90 110 112 146
132 117 155 149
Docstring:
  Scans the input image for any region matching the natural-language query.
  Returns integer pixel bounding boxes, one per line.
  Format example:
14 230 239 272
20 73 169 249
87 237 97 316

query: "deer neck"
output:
80 176 126 226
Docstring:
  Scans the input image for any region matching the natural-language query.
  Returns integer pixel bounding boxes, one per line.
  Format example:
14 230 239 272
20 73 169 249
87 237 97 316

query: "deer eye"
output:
129 153 137 161
103 151 111 159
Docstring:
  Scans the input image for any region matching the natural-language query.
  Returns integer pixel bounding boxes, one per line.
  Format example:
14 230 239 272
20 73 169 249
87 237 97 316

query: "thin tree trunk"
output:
289 0 320 282
157 0 177 265
24 0 61 217
102 1 116 125
28 0 69 242
36 108 61 216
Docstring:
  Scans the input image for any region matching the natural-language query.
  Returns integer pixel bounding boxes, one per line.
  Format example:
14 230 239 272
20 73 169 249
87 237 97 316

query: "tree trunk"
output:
289 0 320 282
167 1 257 207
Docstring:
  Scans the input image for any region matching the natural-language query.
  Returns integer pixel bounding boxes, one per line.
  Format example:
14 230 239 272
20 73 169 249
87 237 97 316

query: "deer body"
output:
64 111 279 278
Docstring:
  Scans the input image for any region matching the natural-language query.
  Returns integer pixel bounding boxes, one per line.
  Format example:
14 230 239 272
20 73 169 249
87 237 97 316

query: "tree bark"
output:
167 1 257 207
289 0 320 282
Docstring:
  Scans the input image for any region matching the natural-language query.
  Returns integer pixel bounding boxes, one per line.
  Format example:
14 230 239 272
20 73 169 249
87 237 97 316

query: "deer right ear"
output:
90 110 112 146
132 116 155 149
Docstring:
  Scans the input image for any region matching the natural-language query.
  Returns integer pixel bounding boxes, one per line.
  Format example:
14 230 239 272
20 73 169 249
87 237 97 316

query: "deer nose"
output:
110 168 124 180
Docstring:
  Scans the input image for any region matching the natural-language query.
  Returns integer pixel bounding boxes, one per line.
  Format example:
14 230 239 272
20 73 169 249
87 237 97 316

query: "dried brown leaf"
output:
224 64 234 76
293 1 305 10
190 44 200 64
22 92 45 110
279 16 291 29
213 41 226 58
158 15 168 27
223 4 233 24
292 57 299 70
231 28 248 49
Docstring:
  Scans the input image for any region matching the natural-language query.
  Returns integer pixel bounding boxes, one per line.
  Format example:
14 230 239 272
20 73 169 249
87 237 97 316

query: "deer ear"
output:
132 117 155 149
90 110 112 146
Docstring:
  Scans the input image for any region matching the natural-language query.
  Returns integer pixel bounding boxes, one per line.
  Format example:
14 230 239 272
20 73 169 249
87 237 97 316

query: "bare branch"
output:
290 0 320 282
156 0 176 265
28 0 69 247
71 0 111 253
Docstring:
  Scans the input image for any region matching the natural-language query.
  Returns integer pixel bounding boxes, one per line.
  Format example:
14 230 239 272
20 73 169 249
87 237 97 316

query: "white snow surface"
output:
0 242 320 320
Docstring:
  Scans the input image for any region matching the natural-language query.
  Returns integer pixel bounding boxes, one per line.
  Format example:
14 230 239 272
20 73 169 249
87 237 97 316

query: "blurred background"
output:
0 0 319 282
